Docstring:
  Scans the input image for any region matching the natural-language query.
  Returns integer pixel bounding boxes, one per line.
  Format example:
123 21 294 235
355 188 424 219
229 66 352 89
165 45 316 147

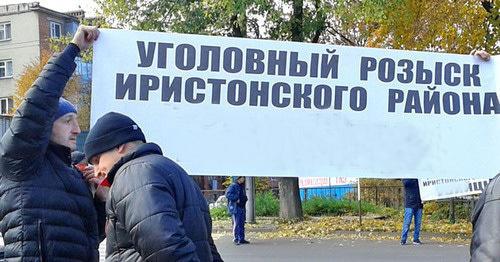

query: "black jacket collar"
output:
48 142 72 166
106 143 163 184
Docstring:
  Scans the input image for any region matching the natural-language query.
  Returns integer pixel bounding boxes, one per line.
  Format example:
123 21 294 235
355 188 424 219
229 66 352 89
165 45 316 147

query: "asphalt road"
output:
1 235 468 261
213 236 469 262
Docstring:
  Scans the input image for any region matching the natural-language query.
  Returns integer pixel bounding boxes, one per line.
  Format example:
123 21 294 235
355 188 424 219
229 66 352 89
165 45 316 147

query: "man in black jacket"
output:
84 112 223 261
0 26 105 261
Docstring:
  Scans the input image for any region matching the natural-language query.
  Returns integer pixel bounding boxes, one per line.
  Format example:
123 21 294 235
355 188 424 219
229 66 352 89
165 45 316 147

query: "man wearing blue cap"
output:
0 26 105 261
84 112 223 261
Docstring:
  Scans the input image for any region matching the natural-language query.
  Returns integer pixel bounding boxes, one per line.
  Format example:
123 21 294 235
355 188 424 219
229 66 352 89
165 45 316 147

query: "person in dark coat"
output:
400 179 423 245
470 173 500 261
225 176 249 245
0 26 105 261
84 112 223 261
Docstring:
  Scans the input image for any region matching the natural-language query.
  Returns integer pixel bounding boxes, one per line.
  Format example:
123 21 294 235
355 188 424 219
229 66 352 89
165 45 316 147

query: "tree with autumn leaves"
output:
14 52 91 131
339 0 499 53
14 35 96 130
96 0 498 53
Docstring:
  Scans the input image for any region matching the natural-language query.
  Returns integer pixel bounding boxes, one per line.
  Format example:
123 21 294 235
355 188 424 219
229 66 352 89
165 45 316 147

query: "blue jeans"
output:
401 207 423 242
232 207 246 242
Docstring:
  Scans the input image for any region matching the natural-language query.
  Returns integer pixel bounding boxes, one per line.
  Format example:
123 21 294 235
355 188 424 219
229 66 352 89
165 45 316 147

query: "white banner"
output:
92 29 500 178
419 178 491 201
299 177 358 188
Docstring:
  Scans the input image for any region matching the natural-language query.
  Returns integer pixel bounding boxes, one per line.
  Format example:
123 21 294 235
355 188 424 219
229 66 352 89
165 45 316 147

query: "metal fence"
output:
202 190 226 204
203 185 476 222
202 185 405 208
302 185 405 209
301 185 355 201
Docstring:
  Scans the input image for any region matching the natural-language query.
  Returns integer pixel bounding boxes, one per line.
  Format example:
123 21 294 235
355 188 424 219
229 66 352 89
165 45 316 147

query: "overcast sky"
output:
3 0 99 17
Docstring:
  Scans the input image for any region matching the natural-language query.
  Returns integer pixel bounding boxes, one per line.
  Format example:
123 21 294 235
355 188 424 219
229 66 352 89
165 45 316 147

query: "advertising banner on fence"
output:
299 177 358 188
92 29 500 178
419 178 491 201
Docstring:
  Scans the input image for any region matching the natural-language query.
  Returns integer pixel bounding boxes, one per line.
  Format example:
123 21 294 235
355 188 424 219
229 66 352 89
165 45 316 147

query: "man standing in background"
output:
400 179 423 245
226 176 250 245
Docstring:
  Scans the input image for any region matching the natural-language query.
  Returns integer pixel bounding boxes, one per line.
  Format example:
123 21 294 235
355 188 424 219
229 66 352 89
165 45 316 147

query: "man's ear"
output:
117 144 127 154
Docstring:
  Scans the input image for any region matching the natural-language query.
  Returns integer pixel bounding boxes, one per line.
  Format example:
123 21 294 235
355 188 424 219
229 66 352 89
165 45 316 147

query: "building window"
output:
0 60 13 78
0 98 12 115
50 21 61 38
0 22 11 41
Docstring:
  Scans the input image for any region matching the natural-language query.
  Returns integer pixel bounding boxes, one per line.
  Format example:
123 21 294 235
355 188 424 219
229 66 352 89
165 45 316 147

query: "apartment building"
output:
0 2 83 115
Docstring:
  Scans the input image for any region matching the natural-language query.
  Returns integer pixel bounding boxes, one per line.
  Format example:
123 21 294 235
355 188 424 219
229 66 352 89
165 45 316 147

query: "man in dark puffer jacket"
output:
470 173 500 262
84 112 223 261
0 26 104 261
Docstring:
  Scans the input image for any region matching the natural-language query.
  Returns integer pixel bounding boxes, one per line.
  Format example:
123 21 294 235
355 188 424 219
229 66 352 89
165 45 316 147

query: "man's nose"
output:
96 170 106 178
72 120 81 134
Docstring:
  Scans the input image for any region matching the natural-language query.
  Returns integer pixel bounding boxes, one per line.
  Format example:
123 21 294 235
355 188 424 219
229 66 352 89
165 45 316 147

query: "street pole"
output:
246 176 256 224
449 197 456 224
358 178 362 227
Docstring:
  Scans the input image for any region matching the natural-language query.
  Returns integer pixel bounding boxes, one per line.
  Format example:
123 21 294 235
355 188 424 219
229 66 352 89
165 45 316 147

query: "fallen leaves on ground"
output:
213 216 472 244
